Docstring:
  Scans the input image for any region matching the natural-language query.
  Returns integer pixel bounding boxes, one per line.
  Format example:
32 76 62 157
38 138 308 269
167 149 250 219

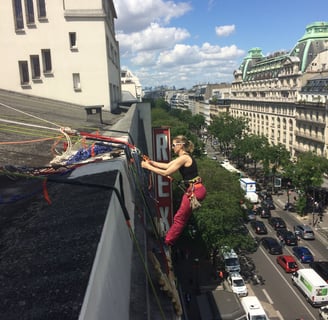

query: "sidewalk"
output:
272 189 328 246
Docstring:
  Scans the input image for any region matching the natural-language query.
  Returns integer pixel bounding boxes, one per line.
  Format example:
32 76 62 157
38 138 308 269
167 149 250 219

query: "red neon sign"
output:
152 127 173 230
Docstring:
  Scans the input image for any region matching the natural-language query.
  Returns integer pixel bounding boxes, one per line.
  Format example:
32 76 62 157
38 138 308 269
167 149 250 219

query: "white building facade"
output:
230 22 328 158
0 0 121 111
121 69 144 102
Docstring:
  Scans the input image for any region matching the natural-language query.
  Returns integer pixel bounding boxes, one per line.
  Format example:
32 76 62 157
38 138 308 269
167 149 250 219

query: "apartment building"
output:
167 83 232 124
0 0 121 111
230 21 328 157
121 68 144 102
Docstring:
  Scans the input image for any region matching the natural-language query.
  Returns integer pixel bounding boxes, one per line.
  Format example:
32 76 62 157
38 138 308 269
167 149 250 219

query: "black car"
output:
250 221 268 234
276 229 298 246
258 191 273 201
309 261 328 283
261 237 283 255
262 198 276 210
244 209 256 222
256 206 271 219
268 217 286 230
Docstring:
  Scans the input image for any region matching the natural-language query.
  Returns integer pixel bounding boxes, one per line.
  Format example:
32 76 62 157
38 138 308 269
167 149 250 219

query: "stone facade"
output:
0 0 121 112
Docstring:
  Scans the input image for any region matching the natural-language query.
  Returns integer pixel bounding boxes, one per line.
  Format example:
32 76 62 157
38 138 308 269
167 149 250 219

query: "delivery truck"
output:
240 178 258 203
240 296 268 320
291 268 328 306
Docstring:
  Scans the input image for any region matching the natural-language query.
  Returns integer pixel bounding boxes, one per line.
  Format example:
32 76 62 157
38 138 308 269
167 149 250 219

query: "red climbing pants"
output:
165 183 206 246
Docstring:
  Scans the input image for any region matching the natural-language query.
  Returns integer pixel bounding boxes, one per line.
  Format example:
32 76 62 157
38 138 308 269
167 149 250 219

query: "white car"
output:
227 272 248 297
319 306 328 320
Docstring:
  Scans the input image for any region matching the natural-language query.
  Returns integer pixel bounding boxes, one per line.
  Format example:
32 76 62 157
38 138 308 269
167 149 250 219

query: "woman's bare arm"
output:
142 155 188 177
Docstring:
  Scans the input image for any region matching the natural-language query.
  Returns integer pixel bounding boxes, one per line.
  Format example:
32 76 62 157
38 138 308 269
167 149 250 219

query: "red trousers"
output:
165 184 206 246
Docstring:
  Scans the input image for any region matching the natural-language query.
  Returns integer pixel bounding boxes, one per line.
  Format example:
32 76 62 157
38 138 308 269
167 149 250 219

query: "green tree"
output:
265 143 291 191
192 161 251 255
284 152 328 193
284 152 328 214
235 135 268 174
189 114 206 136
208 113 248 157
153 98 170 111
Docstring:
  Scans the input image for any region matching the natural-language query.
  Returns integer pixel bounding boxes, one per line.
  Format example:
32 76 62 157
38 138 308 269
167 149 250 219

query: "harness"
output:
178 176 203 192
180 176 202 186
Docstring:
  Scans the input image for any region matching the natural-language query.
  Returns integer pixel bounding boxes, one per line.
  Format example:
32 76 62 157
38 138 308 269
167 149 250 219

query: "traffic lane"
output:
248 243 318 320
273 194 328 248
249 224 317 320
267 209 328 261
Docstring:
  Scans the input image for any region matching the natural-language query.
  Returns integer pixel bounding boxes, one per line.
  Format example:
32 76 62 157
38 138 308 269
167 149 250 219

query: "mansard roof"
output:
236 21 328 81
301 77 328 94
290 21 328 72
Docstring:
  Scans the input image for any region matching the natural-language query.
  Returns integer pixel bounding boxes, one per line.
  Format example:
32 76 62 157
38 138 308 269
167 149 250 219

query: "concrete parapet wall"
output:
75 102 151 320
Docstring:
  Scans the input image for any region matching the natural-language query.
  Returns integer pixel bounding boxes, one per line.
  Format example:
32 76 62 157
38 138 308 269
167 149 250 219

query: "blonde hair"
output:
173 135 194 153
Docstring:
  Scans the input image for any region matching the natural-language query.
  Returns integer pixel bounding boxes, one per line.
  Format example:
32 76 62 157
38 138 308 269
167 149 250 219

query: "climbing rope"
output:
0 101 178 316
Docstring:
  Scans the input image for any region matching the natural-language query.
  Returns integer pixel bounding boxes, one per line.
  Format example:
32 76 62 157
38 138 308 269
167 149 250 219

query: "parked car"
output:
276 229 298 246
244 209 256 222
294 224 315 240
261 237 283 255
268 217 287 230
310 261 328 283
232 223 249 236
250 220 268 234
283 202 295 212
276 255 299 273
227 272 248 297
256 206 271 218
292 246 314 263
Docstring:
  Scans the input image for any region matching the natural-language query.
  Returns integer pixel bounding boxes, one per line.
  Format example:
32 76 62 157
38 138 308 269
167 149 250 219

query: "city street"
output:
172 158 328 319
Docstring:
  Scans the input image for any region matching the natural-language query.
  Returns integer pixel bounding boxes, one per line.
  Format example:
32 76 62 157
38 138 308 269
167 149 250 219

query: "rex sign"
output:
152 127 173 233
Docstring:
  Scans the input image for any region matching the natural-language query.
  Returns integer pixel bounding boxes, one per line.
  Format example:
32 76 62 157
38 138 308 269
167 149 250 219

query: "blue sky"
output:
113 0 328 90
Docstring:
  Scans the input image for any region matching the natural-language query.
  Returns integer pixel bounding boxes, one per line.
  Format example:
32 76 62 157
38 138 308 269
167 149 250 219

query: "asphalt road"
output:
246 193 328 320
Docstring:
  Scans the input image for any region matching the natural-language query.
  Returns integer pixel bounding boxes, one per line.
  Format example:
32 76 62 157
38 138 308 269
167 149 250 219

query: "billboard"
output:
152 127 173 234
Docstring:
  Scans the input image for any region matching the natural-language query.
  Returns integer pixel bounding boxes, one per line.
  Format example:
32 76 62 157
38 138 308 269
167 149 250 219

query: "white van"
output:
291 268 328 306
221 246 241 273
240 296 269 320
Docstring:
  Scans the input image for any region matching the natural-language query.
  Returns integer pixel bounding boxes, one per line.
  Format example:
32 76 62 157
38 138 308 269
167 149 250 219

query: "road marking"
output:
258 245 317 320
275 310 284 320
262 288 273 304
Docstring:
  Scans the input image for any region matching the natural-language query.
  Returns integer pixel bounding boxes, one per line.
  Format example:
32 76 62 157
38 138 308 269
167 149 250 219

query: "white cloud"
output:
215 25 236 37
117 23 190 53
113 0 244 88
131 52 157 66
113 0 192 33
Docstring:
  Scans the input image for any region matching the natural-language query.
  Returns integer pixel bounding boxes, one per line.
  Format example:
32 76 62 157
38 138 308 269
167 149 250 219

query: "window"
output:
13 0 24 30
73 73 81 91
41 49 52 73
25 0 35 24
18 61 29 85
37 0 47 19
69 32 77 49
30 55 41 79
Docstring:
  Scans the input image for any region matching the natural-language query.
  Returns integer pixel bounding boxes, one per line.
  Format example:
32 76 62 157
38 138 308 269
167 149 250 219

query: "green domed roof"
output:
290 21 328 72
236 22 328 81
